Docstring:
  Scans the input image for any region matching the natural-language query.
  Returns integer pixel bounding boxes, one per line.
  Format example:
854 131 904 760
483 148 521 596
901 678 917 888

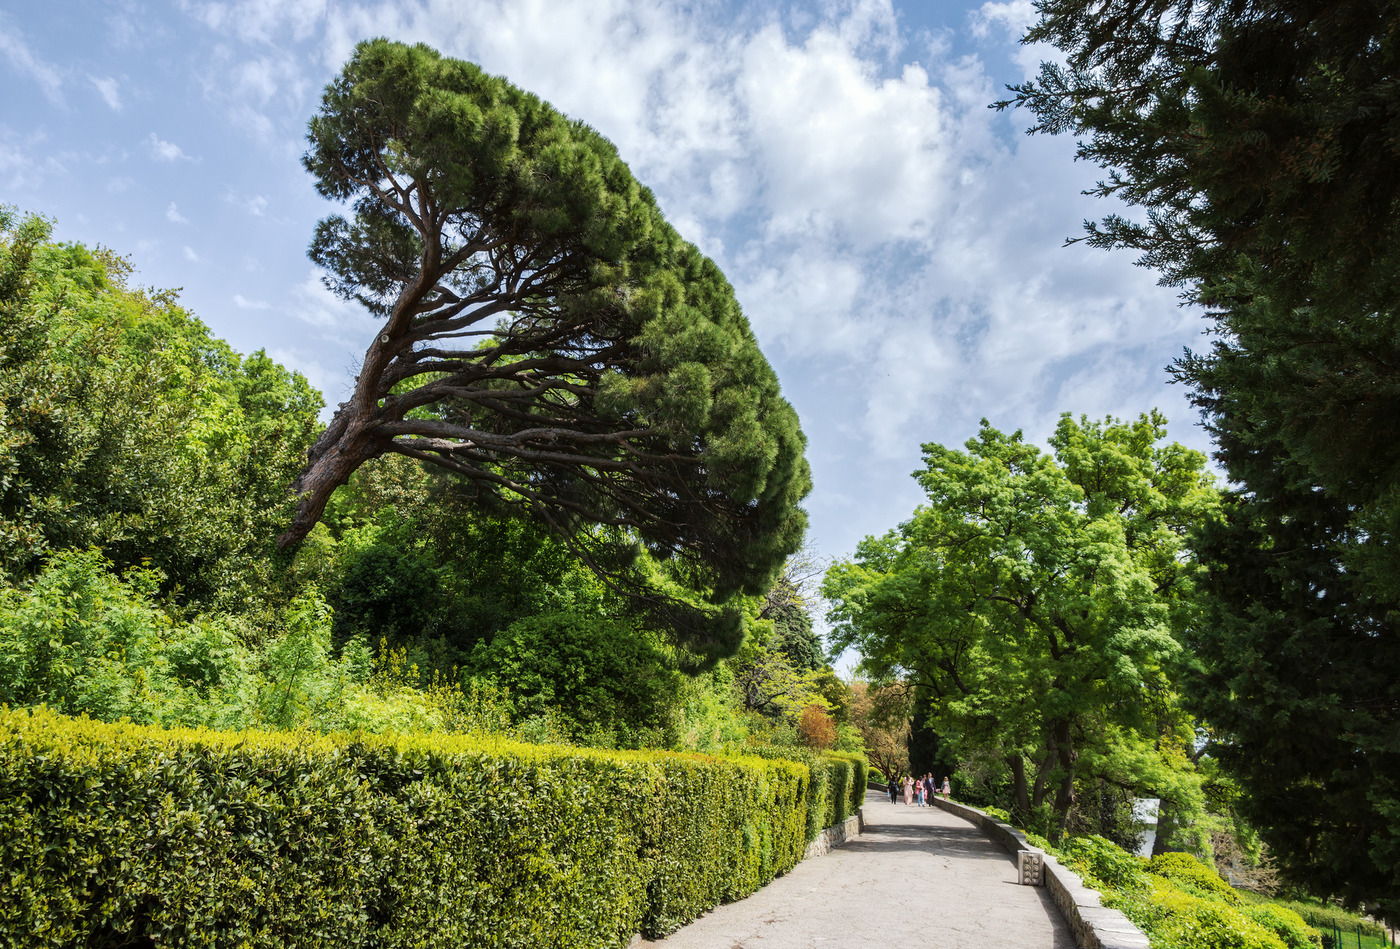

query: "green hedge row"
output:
0 707 813 948
745 746 867 843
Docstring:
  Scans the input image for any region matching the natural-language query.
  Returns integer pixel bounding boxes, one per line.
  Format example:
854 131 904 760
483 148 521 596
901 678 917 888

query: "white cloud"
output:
288 269 379 338
170 0 1210 556
971 0 1036 39
90 75 122 111
0 21 64 105
233 293 270 309
246 194 268 216
183 246 200 262
0 133 65 191
166 201 187 223
148 132 192 162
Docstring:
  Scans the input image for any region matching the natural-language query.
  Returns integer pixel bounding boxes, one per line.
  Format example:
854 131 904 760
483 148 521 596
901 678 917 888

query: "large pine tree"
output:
283 41 810 658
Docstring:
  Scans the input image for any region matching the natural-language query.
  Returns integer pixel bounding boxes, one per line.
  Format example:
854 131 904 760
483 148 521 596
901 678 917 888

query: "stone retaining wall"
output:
929 797 1150 949
803 809 864 860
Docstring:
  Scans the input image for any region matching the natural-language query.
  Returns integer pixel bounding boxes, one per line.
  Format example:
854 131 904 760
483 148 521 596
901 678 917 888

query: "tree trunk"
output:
1048 719 1077 844
1031 749 1055 808
1152 799 1176 856
277 406 384 548
1008 753 1032 818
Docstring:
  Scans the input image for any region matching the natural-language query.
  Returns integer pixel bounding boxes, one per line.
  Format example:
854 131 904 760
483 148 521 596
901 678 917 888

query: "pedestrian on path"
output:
902 775 913 805
888 778 899 804
941 776 951 799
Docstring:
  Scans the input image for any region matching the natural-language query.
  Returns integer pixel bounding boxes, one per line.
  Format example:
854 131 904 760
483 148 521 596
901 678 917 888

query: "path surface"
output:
647 791 1076 948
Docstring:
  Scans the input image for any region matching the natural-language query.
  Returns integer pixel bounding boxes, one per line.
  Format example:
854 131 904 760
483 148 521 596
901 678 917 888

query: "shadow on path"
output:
648 791 1077 948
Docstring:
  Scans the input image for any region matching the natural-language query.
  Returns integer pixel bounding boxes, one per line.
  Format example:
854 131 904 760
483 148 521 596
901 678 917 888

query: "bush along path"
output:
647 790 1075 948
0 707 865 948
928 796 1326 949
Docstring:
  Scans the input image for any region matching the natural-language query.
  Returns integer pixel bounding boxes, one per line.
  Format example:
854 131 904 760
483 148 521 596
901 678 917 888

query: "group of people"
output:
887 773 950 806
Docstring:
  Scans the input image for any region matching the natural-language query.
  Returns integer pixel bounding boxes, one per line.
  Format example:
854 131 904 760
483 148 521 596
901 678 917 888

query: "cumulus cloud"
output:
233 293 270 309
175 0 1205 555
148 133 192 162
288 269 380 338
183 246 200 262
166 201 187 223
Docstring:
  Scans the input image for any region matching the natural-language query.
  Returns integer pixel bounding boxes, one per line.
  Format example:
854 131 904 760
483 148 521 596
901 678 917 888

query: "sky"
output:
0 0 1210 586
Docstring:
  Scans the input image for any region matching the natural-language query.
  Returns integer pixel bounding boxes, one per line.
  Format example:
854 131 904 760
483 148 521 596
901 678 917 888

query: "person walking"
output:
902 775 914 805
888 777 899 804
941 775 951 799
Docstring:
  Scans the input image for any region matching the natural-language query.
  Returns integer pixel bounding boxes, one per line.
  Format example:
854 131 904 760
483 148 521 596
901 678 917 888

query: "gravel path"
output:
646 790 1077 948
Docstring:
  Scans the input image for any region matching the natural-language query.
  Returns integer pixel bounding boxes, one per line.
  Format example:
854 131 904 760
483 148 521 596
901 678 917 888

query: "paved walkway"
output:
647 791 1076 948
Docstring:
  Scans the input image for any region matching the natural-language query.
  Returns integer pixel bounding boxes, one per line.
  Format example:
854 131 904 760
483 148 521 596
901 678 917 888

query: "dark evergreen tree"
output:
282 40 810 658
1003 0 1400 914
761 575 823 672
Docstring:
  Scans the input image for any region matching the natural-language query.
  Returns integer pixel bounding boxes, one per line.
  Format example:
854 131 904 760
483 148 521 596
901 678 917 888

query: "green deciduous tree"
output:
1001 0 1400 913
825 413 1216 841
0 209 321 610
282 40 809 657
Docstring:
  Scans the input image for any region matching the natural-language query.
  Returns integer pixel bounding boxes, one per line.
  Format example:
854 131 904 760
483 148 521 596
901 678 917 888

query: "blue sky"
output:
1 0 1209 586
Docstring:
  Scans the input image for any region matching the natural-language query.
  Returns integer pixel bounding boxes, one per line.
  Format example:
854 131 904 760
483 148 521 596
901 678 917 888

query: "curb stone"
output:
802 809 864 860
929 797 1152 949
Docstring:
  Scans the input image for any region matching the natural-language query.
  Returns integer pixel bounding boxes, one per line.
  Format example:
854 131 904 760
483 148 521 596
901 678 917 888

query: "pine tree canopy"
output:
281 40 810 654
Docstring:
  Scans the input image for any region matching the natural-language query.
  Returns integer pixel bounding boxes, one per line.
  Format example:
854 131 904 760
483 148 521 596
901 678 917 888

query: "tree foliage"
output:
0 208 321 610
283 40 809 657
849 681 912 782
1003 0 1400 913
825 413 1215 841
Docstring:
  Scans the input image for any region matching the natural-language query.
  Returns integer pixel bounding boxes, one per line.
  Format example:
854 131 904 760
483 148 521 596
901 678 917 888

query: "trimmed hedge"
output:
0 707 811 947
744 746 867 842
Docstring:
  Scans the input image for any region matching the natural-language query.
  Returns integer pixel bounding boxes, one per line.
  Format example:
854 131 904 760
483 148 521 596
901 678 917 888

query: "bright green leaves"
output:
0 214 321 607
825 412 1216 838
0 706 813 945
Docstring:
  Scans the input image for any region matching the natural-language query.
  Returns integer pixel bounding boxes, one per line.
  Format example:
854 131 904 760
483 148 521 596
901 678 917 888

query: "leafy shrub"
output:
1114 877 1289 949
0 706 810 946
1242 903 1324 949
1242 896 1387 942
471 610 683 747
1050 834 1323 949
1150 851 1242 904
1060 834 1150 892
797 704 836 749
744 746 866 841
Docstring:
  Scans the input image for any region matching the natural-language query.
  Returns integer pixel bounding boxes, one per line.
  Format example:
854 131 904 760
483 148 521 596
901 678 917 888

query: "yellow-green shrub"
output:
1052 837 1322 949
1060 834 1151 891
1241 903 1323 949
0 707 810 947
1114 877 1288 949
1150 852 1242 904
